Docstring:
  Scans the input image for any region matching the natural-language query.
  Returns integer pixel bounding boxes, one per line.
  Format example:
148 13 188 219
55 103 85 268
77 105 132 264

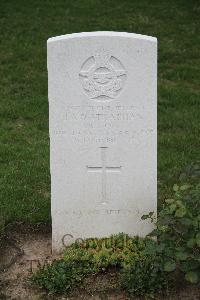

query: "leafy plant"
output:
120 167 200 296
30 234 161 294
120 254 169 298
148 181 200 284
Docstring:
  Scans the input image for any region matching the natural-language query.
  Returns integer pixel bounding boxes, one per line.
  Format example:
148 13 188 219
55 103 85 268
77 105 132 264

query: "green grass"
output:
0 0 199 225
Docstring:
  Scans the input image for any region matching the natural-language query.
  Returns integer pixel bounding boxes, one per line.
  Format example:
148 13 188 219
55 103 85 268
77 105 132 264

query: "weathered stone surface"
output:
48 32 157 252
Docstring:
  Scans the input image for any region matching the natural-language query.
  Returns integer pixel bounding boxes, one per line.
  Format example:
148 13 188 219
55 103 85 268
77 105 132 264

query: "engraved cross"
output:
87 147 122 205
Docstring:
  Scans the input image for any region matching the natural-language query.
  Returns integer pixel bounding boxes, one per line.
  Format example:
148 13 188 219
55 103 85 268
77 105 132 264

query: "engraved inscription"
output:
61 208 141 216
87 147 121 205
51 104 154 144
65 105 139 122
79 50 127 100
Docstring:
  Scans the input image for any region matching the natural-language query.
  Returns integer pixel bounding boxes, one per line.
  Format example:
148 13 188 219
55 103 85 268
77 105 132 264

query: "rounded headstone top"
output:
47 31 157 44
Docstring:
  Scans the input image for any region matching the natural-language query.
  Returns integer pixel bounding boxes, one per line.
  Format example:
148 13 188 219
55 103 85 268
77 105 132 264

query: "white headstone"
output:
48 32 157 253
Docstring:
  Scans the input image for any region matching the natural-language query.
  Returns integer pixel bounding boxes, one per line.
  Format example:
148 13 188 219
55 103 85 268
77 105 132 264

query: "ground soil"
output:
0 225 199 300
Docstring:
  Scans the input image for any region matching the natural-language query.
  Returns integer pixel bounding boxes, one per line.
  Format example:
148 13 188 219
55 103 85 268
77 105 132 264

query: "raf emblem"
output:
79 50 127 100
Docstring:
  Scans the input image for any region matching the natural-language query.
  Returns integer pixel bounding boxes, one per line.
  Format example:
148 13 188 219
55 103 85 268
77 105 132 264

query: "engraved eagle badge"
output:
79 50 127 100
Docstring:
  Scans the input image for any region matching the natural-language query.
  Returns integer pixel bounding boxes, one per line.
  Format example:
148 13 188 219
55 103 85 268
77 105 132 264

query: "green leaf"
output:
158 215 172 225
180 184 191 191
169 204 177 214
165 198 174 204
185 271 199 283
187 239 196 248
196 233 200 246
157 243 165 252
176 200 183 207
180 218 192 226
164 261 176 272
175 207 186 218
179 173 187 181
144 241 158 255
148 229 160 237
175 252 188 261
173 184 179 192
180 260 198 272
